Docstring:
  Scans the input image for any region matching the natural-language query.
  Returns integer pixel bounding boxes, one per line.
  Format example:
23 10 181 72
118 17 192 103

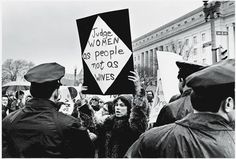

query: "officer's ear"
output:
223 97 234 113
52 89 60 101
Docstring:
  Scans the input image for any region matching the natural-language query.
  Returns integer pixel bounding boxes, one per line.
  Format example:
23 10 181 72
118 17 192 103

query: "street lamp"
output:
203 0 221 63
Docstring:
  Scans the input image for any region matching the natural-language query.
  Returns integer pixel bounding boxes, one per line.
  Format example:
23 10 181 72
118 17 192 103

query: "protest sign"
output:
149 51 182 123
58 86 74 115
76 9 135 95
156 51 182 102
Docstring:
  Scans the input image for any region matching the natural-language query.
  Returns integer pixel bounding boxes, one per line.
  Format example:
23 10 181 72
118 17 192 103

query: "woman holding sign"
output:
95 71 148 158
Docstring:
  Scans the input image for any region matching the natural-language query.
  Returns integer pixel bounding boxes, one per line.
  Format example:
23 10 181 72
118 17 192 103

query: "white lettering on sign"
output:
83 16 132 94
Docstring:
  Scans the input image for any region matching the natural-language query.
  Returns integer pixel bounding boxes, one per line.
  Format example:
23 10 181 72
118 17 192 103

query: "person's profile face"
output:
99 100 104 107
102 104 109 116
91 99 99 106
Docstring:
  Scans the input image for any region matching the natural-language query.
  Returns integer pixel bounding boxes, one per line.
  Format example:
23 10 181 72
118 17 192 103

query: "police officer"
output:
125 59 235 158
2 62 95 158
154 61 207 127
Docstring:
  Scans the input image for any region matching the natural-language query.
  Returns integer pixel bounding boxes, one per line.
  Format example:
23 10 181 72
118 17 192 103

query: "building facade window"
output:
202 33 206 41
202 47 206 54
166 46 169 51
202 58 206 64
193 48 197 55
159 46 164 51
138 55 140 60
178 41 182 49
193 36 197 44
186 39 189 45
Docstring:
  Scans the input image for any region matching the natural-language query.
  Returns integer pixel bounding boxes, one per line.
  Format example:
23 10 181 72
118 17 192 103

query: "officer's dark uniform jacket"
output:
2 98 95 158
125 113 235 158
154 89 193 127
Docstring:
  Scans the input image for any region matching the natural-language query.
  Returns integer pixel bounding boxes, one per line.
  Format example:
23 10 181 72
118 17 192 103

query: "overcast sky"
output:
2 0 203 74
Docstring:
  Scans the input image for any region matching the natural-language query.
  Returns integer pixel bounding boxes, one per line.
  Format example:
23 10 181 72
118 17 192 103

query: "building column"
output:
141 52 145 76
228 23 235 59
153 48 158 77
145 50 149 77
159 45 163 51
150 49 154 77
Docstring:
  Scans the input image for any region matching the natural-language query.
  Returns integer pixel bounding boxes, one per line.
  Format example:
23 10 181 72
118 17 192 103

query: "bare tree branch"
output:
2 59 35 85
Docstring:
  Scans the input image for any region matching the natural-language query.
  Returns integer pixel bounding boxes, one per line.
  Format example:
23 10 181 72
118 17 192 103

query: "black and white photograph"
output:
2 0 235 158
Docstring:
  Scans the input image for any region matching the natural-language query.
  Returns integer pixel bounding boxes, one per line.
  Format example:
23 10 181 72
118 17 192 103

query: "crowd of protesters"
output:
2 90 33 119
2 58 235 158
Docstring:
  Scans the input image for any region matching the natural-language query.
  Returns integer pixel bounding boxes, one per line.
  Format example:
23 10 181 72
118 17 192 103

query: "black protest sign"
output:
76 9 135 95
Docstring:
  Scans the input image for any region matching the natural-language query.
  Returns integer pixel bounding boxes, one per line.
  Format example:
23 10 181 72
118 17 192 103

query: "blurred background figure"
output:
25 94 32 103
102 101 114 116
10 90 25 112
78 102 96 134
2 94 9 119
95 101 114 125
90 96 100 112
99 99 104 109
6 93 15 112
146 90 154 104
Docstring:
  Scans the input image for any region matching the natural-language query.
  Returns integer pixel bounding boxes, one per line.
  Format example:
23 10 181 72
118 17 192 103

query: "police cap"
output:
186 59 235 112
186 59 235 89
24 62 65 83
176 61 207 79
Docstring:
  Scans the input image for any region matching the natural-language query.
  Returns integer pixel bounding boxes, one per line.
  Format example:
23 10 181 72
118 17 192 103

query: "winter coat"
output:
154 89 193 127
80 112 96 133
125 113 235 158
2 98 95 158
97 104 148 158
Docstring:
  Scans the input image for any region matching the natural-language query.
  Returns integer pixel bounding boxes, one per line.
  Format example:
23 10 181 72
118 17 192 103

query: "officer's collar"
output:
176 113 234 131
26 98 58 111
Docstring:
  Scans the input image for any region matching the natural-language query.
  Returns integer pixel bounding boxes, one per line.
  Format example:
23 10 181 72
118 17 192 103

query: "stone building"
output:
132 1 235 81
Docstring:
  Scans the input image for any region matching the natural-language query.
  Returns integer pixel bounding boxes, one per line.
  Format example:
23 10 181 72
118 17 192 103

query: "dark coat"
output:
2 98 95 158
125 113 235 158
97 105 148 158
2 105 8 119
154 89 193 127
